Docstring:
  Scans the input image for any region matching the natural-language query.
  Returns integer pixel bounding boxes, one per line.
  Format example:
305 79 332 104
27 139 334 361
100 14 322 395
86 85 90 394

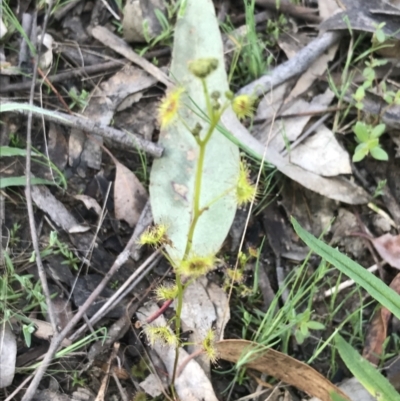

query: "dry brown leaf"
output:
371 233 400 269
74 194 102 216
216 339 350 401
114 161 148 227
363 273 400 365
362 302 392 365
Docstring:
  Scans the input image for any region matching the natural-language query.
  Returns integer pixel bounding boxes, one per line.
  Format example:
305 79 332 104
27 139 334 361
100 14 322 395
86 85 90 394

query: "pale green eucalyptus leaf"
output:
291 217 400 320
335 334 399 401
149 0 240 263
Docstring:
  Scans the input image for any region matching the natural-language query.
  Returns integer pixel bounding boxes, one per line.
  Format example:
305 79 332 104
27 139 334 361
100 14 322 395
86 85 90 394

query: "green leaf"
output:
291 217 400 320
353 121 369 142
335 334 399 401
370 146 389 161
149 0 239 263
371 124 386 138
353 86 365 102
294 329 305 344
0 102 68 122
330 392 351 401
307 321 325 330
368 138 379 149
353 147 368 162
375 29 386 44
383 93 394 104
363 67 375 82
0 176 56 189
0 146 43 157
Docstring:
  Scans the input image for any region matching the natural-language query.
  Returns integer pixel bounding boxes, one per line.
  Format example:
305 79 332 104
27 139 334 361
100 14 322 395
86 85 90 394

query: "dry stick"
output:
37 67 73 113
91 26 173 89
112 371 129 401
21 242 157 401
1 47 171 93
255 0 322 24
6 104 163 157
237 31 343 97
24 0 58 336
322 264 379 299
94 342 120 401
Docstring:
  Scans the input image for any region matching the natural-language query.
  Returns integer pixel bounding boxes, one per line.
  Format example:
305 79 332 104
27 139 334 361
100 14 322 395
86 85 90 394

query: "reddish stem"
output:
146 299 174 323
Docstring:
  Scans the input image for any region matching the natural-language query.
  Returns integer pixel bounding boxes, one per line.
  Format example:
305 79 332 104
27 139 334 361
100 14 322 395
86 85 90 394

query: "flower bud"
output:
188 58 218 78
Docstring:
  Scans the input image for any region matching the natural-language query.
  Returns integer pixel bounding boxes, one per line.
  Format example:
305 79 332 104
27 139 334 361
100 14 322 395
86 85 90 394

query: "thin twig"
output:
255 0 322 24
91 26 173 88
70 249 162 340
3 103 163 157
37 67 72 113
94 342 120 401
25 1 58 335
322 264 379 298
112 371 129 401
0 48 170 92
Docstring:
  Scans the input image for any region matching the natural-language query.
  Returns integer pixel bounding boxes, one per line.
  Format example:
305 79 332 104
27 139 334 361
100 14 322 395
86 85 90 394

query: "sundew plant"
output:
140 57 257 389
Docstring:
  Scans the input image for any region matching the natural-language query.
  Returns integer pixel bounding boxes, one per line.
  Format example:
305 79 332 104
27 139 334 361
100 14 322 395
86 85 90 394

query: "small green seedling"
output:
22 322 36 347
352 58 388 110
373 179 387 198
372 22 387 45
290 310 325 345
68 88 89 110
352 121 388 162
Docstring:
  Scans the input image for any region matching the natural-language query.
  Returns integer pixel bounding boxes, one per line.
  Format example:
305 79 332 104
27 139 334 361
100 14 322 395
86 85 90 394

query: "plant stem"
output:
171 79 222 386
171 273 183 385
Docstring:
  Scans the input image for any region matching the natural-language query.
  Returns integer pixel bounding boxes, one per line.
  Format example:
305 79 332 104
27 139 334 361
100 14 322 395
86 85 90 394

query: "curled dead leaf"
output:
216 339 350 401
114 161 148 227
371 234 400 269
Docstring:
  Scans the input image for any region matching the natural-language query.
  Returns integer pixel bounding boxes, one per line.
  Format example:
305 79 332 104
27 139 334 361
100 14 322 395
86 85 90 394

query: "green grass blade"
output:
291 217 400 320
0 146 37 157
0 103 68 122
0 177 56 189
335 334 399 401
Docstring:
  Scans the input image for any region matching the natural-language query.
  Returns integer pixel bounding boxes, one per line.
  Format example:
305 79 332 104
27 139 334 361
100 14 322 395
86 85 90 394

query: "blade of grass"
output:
291 217 400 320
0 177 56 189
335 334 399 401
0 103 68 121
